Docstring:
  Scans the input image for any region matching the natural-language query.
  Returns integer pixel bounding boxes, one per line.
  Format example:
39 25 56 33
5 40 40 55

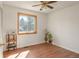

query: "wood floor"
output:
3 43 79 58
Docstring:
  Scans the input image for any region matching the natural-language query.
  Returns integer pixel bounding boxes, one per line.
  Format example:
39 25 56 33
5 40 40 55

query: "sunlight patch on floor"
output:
7 53 19 58
17 50 30 58
7 50 30 58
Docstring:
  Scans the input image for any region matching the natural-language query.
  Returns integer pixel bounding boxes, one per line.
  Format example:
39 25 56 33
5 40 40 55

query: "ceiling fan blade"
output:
47 5 53 9
32 4 42 7
47 1 57 4
40 1 45 3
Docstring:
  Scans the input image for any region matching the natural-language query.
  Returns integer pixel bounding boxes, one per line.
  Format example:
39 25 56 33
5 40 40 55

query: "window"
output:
17 13 37 34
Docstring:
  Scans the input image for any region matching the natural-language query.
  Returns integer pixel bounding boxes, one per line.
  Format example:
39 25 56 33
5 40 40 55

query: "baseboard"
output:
53 42 79 54
20 41 45 48
4 41 45 52
17 41 45 48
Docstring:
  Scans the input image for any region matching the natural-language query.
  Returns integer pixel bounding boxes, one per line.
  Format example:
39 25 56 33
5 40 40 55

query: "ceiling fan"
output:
32 1 57 11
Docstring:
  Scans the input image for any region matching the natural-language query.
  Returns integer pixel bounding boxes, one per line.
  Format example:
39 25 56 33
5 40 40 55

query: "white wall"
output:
0 8 2 44
0 2 3 44
0 2 3 58
47 4 79 53
3 5 46 50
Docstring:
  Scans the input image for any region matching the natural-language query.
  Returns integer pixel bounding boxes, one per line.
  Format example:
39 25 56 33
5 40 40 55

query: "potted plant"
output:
44 32 49 43
47 32 53 43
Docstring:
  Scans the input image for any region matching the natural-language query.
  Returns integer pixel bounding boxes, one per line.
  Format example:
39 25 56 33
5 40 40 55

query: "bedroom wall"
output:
3 4 47 51
0 2 3 44
47 4 79 53
0 7 2 44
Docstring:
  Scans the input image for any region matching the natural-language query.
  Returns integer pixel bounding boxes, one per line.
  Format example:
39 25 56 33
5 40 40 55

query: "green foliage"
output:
44 30 53 43
47 32 53 41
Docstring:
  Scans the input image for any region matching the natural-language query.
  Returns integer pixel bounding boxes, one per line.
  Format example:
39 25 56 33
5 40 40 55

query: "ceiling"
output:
3 1 79 13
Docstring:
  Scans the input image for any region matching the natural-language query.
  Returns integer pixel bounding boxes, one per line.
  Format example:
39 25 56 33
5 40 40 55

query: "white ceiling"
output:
3 1 79 13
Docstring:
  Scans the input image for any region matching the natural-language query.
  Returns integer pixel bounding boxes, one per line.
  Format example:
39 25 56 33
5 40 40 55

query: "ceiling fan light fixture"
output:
32 1 57 11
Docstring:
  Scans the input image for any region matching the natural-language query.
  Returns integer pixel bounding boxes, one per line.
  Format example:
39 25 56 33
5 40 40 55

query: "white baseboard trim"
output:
3 41 45 52
17 41 44 48
53 43 79 54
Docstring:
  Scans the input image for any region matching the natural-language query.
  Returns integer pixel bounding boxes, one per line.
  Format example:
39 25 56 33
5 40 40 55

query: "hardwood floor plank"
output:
3 43 79 58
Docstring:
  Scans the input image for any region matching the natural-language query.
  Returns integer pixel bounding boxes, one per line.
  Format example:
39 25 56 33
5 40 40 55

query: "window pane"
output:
28 16 35 32
17 13 37 34
19 16 28 33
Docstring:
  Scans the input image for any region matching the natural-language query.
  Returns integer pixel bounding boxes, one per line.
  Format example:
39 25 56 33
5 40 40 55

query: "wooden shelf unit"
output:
6 32 17 51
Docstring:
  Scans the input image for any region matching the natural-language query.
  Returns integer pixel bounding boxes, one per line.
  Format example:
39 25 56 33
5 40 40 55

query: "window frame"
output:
17 13 37 35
